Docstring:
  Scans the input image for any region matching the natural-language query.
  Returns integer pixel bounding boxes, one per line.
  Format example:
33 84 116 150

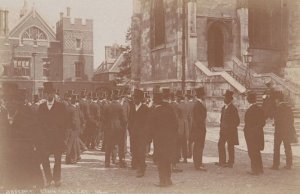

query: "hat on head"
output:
246 90 256 103
153 92 163 104
43 82 55 93
224 90 234 98
133 89 144 100
162 88 170 100
195 87 205 98
33 94 39 102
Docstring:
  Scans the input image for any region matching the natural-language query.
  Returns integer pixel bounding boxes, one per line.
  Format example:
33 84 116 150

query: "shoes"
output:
225 163 233 168
195 166 207 171
172 168 183 173
45 181 52 188
247 171 260 176
283 165 292 170
119 161 127 168
270 166 279 170
215 162 226 167
154 181 172 187
54 181 61 187
136 171 145 178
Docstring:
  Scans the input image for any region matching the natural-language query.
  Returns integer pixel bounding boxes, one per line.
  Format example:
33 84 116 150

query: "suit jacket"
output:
191 100 207 142
38 101 68 152
103 100 126 145
244 104 266 150
148 102 178 163
220 103 240 145
274 102 296 142
128 103 149 143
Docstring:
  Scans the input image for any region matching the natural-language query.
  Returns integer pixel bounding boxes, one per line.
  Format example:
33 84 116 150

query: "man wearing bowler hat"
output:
38 82 68 187
216 90 240 168
128 88 150 177
190 87 207 171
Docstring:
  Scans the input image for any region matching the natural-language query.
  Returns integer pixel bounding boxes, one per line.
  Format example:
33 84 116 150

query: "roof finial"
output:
20 0 28 18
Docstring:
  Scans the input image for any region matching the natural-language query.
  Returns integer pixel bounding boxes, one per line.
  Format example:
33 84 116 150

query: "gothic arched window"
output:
152 0 165 48
21 26 48 45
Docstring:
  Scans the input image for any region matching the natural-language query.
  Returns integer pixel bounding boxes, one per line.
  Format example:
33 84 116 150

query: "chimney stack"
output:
0 8 4 36
4 10 8 36
67 7 70 17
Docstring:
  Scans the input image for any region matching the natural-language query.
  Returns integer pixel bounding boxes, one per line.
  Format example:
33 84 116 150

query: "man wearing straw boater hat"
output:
38 82 68 187
215 90 240 168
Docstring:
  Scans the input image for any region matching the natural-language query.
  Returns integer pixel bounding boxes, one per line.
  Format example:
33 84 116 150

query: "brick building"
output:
0 3 94 98
131 0 300 113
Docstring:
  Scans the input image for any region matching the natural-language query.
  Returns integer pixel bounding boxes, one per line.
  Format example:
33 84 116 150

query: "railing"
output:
232 56 300 104
194 61 247 94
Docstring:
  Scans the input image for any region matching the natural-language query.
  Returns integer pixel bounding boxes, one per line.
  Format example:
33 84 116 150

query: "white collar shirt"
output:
135 103 142 111
47 99 55 110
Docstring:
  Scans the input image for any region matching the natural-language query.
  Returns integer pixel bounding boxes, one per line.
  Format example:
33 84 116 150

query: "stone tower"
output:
55 7 94 81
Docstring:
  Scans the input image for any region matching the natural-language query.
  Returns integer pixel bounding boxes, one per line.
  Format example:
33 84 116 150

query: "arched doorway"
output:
207 24 224 67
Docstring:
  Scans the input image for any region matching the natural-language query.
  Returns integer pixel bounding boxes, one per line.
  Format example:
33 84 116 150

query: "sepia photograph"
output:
0 0 299 193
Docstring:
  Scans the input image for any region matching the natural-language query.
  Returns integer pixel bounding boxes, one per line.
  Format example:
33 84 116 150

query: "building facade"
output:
131 0 300 105
0 4 94 98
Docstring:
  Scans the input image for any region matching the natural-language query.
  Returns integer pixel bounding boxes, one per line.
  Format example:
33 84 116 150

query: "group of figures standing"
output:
0 81 297 192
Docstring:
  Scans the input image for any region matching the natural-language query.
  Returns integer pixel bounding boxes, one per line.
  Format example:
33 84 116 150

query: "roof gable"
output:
9 9 56 41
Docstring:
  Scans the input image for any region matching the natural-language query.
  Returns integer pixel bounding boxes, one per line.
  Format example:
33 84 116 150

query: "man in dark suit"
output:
191 87 207 171
148 92 178 187
216 90 240 168
128 89 149 177
244 91 266 175
271 91 295 170
103 90 126 168
0 83 43 191
38 82 68 187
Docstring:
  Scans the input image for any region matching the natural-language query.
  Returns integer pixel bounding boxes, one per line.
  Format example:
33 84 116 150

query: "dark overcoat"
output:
177 101 191 139
190 100 207 142
103 100 126 146
148 102 178 163
220 103 240 145
244 104 266 150
128 103 149 144
274 102 296 143
38 101 68 153
0 105 43 189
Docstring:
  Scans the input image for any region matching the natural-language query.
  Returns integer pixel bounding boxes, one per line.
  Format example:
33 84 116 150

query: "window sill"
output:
151 44 166 52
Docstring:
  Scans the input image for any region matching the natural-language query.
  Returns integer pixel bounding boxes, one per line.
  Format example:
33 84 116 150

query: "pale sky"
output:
0 0 132 69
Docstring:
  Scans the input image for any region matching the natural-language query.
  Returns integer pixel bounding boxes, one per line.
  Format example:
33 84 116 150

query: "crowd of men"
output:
0 81 297 192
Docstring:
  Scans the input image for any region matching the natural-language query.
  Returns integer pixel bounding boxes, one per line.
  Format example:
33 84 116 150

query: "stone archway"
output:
207 24 224 68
